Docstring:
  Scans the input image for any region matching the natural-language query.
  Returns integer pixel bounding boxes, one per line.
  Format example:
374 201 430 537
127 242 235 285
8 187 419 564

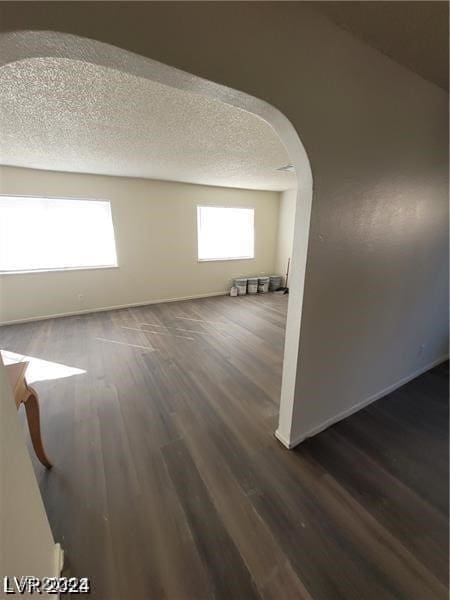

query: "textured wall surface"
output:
0 166 280 323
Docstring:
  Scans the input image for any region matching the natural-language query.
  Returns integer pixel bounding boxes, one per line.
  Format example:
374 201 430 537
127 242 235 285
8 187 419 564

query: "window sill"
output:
198 257 255 263
0 265 119 276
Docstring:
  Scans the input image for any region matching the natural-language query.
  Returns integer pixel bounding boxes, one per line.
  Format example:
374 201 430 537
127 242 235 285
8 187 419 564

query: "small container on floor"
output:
258 276 270 293
234 278 248 295
247 277 258 294
269 275 282 291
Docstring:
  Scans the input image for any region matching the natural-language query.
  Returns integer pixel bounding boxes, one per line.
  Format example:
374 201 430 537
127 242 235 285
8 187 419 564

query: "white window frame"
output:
0 194 119 275
196 205 255 263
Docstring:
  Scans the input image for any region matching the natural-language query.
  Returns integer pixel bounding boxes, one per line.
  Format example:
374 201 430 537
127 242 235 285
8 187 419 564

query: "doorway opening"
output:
0 30 313 446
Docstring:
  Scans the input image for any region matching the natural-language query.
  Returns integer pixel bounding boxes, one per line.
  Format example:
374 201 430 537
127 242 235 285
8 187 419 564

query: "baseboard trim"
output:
53 543 64 573
0 291 228 325
53 543 64 599
279 354 449 450
274 429 292 449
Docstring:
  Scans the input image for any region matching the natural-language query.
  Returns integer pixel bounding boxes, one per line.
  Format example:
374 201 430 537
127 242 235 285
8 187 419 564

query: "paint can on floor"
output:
247 277 258 294
258 276 270 293
269 275 282 291
234 278 248 295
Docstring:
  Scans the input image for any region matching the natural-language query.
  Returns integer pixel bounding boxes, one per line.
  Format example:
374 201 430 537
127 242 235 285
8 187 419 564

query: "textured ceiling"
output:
0 57 295 191
312 1 449 91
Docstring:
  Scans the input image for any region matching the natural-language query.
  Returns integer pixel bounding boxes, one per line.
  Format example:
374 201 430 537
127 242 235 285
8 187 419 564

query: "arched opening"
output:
0 30 314 447
1 8 447 598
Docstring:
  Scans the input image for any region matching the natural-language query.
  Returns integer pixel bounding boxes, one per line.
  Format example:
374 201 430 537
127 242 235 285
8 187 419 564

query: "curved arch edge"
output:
0 29 314 448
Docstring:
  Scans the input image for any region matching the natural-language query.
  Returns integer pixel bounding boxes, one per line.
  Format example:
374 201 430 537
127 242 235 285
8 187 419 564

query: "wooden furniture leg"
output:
5 361 52 469
24 386 52 469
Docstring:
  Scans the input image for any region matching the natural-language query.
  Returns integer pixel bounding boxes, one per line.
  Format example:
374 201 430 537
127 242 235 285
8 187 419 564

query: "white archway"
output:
0 30 313 448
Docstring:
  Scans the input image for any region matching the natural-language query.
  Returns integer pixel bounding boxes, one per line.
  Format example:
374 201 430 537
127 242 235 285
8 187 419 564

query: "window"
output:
197 206 254 261
0 196 118 273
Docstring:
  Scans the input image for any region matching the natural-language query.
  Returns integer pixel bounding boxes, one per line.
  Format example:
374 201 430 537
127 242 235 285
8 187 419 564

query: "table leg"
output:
24 386 52 469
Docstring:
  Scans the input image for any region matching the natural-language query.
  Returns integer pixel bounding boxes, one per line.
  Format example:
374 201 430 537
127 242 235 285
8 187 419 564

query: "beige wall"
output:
0 166 280 324
275 189 296 285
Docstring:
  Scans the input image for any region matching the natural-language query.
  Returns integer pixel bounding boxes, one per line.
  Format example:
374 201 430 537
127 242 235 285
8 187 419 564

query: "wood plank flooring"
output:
0 294 448 599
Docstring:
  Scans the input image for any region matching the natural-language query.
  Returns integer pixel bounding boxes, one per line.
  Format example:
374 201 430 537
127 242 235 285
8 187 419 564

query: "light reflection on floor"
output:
1 350 86 383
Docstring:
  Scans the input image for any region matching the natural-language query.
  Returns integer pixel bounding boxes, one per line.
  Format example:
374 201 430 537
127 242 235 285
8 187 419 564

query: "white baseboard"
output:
53 543 64 598
53 543 64 575
274 429 292 449
0 291 228 326
276 354 449 449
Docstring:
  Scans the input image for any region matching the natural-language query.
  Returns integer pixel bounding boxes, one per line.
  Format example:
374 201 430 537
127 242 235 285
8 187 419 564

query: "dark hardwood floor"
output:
1 294 448 599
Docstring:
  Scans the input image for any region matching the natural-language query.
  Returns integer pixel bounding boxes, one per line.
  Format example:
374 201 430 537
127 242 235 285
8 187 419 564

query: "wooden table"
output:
6 361 52 469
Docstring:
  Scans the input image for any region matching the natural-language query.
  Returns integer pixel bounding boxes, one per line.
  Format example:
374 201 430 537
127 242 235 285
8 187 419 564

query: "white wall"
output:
287 13 449 444
0 3 448 449
0 355 62 595
0 166 280 324
275 189 296 285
